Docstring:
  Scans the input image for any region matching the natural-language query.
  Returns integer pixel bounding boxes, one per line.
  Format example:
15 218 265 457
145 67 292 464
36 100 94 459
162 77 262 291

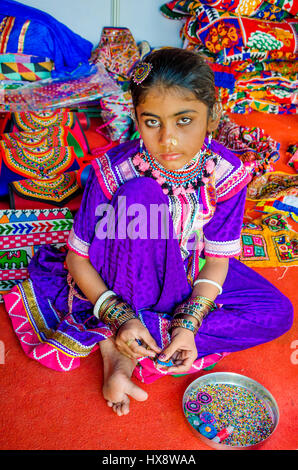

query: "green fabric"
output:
199 257 206 272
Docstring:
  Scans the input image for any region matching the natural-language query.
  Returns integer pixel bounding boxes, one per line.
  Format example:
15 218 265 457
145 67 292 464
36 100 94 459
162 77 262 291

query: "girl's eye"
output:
177 117 192 125
145 119 160 128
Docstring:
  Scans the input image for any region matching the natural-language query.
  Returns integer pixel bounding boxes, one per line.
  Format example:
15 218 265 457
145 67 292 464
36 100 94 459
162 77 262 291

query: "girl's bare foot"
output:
100 338 148 416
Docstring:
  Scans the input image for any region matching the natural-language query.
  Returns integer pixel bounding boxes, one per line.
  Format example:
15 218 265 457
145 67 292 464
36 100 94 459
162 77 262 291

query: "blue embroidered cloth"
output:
0 0 93 77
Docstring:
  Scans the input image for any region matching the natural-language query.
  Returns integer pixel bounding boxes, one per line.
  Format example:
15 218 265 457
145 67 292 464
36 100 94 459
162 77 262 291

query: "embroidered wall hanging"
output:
9 171 82 208
12 110 75 131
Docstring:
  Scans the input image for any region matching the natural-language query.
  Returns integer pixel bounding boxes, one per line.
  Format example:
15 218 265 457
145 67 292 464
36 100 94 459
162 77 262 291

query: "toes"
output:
128 382 148 402
112 397 130 416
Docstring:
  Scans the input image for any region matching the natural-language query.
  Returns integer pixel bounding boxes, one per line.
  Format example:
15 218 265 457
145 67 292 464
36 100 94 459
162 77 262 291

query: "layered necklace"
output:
132 146 217 196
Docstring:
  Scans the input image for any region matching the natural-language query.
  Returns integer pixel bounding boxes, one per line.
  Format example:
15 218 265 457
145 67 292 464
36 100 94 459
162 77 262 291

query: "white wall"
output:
18 0 182 49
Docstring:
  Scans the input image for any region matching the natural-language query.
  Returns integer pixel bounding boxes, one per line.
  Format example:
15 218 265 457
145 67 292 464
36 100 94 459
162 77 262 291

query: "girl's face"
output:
135 86 217 171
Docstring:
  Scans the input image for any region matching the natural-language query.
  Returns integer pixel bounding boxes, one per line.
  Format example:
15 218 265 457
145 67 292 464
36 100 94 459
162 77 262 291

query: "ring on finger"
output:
126 338 135 347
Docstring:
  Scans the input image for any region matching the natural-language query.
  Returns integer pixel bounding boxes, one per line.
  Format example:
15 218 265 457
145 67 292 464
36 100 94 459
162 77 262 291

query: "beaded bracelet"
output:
170 318 199 335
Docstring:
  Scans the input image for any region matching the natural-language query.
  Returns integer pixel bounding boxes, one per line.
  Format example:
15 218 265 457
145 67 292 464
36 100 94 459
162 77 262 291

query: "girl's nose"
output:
159 126 176 148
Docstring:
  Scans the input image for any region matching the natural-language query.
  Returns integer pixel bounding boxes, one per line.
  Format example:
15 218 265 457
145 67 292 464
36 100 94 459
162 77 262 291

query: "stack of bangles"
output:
171 295 217 335
93 290 137 334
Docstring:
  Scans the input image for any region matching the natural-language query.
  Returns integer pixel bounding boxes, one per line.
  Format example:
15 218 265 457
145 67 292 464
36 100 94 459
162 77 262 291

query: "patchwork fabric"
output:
0 58 53 81
0 207 73 293
255 197 298 223
161 2 298 115
217 70 297 115
239 211 298 267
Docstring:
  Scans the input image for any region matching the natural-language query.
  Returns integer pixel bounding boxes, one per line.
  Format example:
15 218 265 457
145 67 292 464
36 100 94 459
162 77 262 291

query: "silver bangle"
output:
93 290 117 319
193 278 223 295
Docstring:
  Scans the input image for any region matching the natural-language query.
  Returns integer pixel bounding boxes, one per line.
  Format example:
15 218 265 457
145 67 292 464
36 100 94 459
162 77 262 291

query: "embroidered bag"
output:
91 27 140 78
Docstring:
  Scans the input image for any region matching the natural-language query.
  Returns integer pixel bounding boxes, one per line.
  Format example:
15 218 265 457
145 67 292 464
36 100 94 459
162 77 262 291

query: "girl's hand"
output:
157 327 198 374
115 318 162 360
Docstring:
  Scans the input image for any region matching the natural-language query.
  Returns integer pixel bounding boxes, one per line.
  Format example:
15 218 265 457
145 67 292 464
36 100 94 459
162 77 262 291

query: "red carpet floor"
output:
0 112 297 451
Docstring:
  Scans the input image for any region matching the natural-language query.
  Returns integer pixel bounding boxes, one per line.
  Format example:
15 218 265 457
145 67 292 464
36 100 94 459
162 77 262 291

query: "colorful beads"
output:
132 62 152 85
199 411 216 424
198 423 217 439
156 357 175 367
185 383 274 447
197 391 212 404
185 400 201 414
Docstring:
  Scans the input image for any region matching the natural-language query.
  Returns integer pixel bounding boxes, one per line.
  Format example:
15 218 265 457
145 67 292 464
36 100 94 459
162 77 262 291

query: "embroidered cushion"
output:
161 0 297 20
182 8 298 63
0 207 73 294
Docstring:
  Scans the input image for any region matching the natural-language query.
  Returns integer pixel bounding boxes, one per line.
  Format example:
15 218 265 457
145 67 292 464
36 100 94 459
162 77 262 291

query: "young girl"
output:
4 48 293 416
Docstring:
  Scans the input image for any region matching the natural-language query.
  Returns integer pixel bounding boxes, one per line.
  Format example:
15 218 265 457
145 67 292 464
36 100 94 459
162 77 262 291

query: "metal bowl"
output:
182 372 279 450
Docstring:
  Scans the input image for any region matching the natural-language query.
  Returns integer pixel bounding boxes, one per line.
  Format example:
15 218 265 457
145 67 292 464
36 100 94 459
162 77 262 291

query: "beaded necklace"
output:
132 146 217 196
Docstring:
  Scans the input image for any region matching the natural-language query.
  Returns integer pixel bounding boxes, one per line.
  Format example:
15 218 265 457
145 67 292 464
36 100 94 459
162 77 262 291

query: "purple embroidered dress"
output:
3 138 293 382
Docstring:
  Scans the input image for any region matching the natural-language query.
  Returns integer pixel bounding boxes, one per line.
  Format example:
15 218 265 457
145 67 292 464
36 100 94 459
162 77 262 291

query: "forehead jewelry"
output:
132 62 152 85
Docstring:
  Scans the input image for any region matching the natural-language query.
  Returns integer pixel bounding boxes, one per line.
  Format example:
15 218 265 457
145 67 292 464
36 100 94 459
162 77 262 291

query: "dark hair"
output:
129 47 216 116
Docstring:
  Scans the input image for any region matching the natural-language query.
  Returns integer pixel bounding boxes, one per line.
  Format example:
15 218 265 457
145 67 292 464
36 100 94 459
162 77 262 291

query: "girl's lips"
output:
159 153 182 161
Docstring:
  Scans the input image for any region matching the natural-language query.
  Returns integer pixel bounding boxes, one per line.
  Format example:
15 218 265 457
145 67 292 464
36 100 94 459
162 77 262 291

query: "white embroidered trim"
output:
204 236 241 256
67 227 89 257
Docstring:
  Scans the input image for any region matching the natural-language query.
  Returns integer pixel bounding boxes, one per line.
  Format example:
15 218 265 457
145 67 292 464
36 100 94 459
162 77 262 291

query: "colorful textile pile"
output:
246 171 298 201
0 2 119 111
0 62 119 112
239 211 298 267
255 195 298 223
214 114 280 180
91 27 140 143
0 207 73 294
286 142 298 172
160 1 298 114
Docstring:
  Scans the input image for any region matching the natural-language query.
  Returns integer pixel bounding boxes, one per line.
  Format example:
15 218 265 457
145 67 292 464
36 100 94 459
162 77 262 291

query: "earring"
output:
207 133 212 150
139 138 144 153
